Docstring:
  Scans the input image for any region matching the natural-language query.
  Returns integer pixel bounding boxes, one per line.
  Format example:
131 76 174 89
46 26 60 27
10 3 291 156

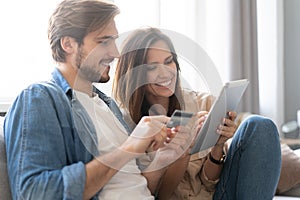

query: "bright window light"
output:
0 0 220 112
0 0 62 109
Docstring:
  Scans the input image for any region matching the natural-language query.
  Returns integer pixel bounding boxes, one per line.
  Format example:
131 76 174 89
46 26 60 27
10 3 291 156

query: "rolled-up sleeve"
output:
199 156 219 192
62 162 86 200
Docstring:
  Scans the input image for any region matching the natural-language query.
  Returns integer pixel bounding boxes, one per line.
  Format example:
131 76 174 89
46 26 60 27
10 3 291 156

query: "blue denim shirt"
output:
4 68 130 200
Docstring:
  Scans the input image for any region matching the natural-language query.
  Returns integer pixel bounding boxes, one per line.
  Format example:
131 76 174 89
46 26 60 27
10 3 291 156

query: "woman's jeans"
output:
213 115 281 200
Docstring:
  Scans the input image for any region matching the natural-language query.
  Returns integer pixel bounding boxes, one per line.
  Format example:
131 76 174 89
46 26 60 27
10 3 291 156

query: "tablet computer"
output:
190 79 249 154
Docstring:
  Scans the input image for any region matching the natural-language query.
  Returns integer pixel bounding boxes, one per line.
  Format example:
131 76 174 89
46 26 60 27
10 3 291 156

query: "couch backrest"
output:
0 116 12 199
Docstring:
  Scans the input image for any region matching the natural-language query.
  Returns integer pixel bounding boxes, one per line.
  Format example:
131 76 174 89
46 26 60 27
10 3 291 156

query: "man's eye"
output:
98 40 109 45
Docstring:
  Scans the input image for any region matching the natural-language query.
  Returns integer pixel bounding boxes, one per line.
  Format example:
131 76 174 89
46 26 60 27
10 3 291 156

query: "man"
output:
4 0 192 199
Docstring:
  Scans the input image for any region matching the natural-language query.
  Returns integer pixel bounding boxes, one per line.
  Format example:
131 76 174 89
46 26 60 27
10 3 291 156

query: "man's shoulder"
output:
27 80 60 89
25 81 65 96
13 81 69 106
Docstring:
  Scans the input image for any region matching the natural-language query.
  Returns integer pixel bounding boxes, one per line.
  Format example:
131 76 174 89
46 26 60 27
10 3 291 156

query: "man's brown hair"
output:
48 0 119 62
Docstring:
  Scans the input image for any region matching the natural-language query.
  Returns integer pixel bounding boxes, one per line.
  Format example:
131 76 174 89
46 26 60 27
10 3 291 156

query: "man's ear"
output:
60 36 77 54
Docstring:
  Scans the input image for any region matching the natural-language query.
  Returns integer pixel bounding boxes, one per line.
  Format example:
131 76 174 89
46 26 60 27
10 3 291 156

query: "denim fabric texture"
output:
4 68 129 200
213 115 282 200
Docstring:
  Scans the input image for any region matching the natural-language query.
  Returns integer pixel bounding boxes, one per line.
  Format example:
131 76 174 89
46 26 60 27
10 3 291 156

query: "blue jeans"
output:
213 115 281 200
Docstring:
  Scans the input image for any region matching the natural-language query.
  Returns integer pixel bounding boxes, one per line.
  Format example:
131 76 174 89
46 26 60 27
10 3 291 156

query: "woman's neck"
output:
145 94 170 116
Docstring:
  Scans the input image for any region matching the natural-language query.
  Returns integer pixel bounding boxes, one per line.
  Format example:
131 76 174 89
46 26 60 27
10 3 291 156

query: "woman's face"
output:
145 40 177 99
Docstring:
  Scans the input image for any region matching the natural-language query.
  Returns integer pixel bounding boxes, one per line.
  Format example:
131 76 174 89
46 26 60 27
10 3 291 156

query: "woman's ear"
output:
60 36 77 54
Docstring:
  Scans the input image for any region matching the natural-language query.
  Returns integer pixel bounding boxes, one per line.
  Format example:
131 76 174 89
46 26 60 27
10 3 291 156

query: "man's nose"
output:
108 42 120 58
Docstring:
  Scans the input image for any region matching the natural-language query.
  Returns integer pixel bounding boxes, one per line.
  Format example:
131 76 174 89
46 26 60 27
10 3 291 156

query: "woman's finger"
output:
227 111 237 121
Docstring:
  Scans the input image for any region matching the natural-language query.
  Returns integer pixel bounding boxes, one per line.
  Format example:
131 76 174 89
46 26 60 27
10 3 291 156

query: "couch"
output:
0 116 12 199
1 116 300 199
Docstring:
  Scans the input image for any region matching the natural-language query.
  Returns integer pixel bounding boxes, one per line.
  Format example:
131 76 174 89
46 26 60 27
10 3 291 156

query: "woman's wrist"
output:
211 142 225 154
214 142 225 148
208 152 226 165
210 143 226 162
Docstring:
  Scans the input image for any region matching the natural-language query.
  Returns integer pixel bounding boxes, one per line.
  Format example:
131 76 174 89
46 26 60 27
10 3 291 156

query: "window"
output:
2 0 279 122
0 0 62 111
1 0 217 113
112 0 224 96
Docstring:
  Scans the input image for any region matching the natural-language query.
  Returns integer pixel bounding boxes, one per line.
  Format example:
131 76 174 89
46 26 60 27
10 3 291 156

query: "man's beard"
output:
75 47 110 83
79 66 110 83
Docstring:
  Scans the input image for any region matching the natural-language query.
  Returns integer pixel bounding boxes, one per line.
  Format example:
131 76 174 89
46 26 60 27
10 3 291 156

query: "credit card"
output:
166 110 194 128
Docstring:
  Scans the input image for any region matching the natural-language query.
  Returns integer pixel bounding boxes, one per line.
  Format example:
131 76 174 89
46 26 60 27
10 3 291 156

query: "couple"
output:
3 0 281 199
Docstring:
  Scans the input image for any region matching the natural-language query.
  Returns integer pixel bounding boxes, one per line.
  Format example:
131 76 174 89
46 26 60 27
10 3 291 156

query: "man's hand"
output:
142 124 194 172
121 115 172 154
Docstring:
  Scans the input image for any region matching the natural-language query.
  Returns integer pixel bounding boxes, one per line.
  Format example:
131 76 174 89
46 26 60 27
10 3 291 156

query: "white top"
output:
74 91 153 200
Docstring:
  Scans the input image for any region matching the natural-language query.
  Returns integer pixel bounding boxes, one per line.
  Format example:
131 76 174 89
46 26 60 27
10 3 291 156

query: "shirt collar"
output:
50 67 131 134
50 68 73 99
50 68 112 104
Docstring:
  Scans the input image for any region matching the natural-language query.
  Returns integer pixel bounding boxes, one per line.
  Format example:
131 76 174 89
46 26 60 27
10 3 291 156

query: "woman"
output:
113 27 281 200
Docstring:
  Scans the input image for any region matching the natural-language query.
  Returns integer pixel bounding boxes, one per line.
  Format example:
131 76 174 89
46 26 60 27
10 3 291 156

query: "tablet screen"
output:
190 79 249 154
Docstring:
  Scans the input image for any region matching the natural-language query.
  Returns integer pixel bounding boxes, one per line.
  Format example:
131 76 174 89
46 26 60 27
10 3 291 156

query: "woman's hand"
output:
155 111 209 164
142 124 193 171
216 111 237 145
188 111 209 149
195 111 209 132
202 111 237 181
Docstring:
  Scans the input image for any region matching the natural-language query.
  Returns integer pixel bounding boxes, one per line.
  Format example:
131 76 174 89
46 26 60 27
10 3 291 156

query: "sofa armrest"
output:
0 116 12 199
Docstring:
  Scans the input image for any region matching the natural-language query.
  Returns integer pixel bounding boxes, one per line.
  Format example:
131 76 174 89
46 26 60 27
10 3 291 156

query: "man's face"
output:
76 20 119 83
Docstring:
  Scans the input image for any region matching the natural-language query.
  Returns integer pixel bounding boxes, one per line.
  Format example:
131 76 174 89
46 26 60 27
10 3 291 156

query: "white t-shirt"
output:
74 91 153 200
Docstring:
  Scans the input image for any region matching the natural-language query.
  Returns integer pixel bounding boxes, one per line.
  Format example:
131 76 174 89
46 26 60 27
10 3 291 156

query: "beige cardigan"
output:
170 89 218 200
122 89 217 200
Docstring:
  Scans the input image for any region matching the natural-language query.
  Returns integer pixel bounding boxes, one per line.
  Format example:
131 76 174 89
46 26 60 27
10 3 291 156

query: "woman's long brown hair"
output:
113 27 184 124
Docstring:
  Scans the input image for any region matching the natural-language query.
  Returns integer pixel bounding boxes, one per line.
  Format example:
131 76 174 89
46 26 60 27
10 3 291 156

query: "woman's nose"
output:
157 64 173 77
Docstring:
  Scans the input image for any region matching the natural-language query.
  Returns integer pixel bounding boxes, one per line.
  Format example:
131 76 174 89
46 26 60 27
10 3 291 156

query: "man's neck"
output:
57 64 94 97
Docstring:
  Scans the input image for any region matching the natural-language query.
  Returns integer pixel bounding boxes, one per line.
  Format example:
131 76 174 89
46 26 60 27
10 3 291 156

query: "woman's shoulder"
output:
182 88 215 112
182 88 213 99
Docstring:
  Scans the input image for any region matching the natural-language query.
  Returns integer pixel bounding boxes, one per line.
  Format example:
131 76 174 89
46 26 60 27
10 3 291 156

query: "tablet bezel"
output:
190 79 249 154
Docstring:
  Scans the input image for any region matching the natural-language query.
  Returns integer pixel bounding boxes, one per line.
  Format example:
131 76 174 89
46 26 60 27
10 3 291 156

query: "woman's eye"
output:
165 57 174 65
146 64 157 71
165 60 173 65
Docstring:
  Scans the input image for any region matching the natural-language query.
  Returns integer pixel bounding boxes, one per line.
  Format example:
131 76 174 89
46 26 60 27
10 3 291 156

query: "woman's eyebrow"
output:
148 55 173 65
148 61 159 65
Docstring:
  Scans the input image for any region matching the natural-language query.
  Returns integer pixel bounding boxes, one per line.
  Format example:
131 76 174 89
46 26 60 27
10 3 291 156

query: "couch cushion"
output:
276 144 300 195
0 116 12 199
279 148 300 197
